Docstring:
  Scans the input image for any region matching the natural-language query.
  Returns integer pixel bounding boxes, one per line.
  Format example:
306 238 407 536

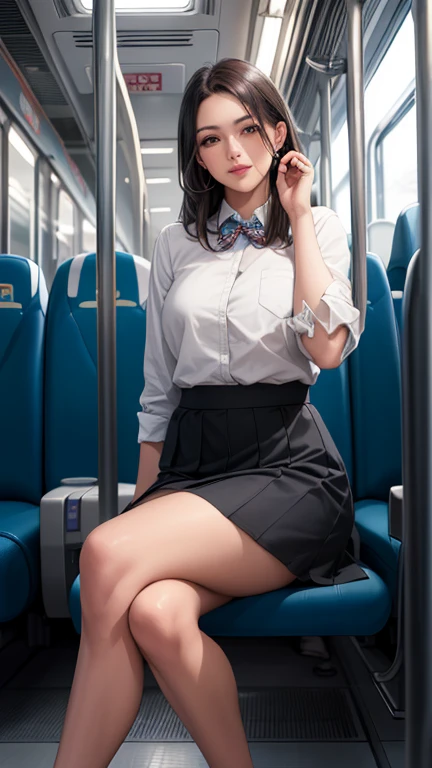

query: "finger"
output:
290 157 312 173
279 149 312 166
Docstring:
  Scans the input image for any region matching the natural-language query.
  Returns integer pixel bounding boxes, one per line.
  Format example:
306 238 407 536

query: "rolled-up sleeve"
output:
137 226 181 443
286 209 361 365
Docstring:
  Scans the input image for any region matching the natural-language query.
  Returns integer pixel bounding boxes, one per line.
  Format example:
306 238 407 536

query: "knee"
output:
79 526 120 607
128 586 194 658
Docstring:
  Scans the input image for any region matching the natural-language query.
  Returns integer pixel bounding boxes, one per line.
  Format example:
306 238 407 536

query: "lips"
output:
229 165 252 174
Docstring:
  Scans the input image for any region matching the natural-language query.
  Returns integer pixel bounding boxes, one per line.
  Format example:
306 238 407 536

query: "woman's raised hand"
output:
275 150 314 221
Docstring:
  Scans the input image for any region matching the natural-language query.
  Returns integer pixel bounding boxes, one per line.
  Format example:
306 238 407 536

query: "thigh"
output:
80 490 296 613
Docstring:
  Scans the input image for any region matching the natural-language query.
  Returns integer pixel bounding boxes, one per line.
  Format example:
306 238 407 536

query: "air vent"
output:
0 0 68 106
73 30 194 48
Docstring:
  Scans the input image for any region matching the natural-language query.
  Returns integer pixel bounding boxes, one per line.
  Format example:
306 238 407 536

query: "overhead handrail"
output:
405 2 432 765
93 0 118 522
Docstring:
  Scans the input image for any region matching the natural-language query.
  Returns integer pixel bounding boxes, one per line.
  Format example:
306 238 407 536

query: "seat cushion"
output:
355 500 401 605
69 567 391 636
0 501 40 623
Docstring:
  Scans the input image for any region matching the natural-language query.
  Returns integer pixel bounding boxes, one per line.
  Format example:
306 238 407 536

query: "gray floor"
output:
0 633 405 768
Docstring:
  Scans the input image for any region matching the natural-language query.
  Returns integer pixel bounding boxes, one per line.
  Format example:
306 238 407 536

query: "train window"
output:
82 219 96 252
382 106 417 221
365 13 415 143
332 123 351 233
8 127 35 259
38 166 51 275
56 189 75 264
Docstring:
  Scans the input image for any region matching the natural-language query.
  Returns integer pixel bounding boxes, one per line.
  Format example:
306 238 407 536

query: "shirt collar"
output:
218 197 269 228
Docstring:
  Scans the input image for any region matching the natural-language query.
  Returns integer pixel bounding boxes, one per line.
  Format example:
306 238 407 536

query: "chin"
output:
225 175 260 192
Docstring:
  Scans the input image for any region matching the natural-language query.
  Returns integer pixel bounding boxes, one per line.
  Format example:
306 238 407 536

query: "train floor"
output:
0 619 405 767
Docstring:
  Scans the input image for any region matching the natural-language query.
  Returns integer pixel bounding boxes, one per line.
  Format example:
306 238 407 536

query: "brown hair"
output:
177 57 303 251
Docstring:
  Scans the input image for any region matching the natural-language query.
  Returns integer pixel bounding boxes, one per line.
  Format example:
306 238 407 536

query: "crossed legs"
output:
53 489 296 768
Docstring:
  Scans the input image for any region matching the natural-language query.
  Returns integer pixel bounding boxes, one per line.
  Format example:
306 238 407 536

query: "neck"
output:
224 175 270 220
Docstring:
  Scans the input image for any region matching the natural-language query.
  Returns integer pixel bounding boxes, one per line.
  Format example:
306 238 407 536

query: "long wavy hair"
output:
178 58 303 251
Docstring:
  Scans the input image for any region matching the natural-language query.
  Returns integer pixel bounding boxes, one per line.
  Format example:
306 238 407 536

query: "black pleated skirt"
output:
123 381 368 587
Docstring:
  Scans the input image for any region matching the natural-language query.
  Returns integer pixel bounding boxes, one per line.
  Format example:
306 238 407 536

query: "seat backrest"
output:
0 255 47 503
387 203 419 291
367 219 395 269
44 252 150 491
310 364 354 488
349 253 402 500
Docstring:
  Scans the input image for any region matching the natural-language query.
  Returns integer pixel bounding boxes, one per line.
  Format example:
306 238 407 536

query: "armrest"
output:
389 485 403 542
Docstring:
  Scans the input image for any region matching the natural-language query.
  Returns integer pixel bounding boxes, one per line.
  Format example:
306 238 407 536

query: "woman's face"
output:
195 93 287 193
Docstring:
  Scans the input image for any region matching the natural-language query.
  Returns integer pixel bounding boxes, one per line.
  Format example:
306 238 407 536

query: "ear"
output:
274 121 287 151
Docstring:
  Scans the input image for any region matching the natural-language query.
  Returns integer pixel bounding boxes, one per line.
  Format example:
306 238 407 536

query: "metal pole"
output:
93 0 118 522
319 79 332 207
345 0 367 334
305 56 346 208
405 2 432 765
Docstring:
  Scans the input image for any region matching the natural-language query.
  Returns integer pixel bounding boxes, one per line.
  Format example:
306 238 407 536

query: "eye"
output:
243 124 259 134
200 135 218 147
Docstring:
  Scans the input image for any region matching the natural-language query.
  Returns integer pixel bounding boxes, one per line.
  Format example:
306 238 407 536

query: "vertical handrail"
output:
345 0 367 334
93 0 118 522
319 78 333 208
405 1 432 764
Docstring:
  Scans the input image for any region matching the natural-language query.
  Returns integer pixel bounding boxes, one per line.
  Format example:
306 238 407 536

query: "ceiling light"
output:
146 177 171 184
141 147 174 155
150 207 171 213
78 0 192 11
255 16 283 76
9 128 35 167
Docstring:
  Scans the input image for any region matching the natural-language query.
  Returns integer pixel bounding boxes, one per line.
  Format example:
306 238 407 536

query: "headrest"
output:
0 254 48 313
66 251 150 309
367 219 396 269
0 255 48 363
387 203 419 291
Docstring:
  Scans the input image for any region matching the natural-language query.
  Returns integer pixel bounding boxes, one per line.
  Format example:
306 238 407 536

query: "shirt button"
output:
221 354 228 363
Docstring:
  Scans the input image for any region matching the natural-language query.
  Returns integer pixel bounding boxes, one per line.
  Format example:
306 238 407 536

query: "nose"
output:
227 134 242 159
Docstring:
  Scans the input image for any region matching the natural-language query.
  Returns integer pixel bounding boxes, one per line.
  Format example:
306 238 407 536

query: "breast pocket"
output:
258 268 293 319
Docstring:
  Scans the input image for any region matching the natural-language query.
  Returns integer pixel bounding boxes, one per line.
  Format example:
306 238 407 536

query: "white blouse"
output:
137 200 361 444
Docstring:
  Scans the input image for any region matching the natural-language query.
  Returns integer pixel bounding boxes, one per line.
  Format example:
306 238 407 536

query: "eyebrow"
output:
196 114 255 135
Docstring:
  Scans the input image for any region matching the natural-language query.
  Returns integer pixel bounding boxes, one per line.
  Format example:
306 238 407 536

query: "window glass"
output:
9 127 35 258
382 106 418 221
38 168 50 272
365 13 415 146
333 176 351 235
332 12 415 226
83 219 96 252
56 190 75 264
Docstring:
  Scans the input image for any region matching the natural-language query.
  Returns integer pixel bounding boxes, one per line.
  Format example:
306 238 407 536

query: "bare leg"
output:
53 489 295 767
140 625 254 768
53 611 145 768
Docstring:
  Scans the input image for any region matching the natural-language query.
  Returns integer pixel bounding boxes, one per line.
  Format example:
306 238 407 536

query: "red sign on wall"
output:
123 73 162 92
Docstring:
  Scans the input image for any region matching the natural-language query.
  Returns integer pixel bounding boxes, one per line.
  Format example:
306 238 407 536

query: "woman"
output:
54 59 367 768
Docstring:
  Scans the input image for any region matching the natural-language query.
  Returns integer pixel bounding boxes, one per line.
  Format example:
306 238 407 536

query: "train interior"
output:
0 0 418 766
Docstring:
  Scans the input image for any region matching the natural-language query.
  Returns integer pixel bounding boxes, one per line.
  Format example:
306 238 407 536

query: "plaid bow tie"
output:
217 213 266 251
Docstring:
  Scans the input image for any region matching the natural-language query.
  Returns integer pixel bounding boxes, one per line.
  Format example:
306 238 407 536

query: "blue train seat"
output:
67 252 392 637
0 255 47 623
44 252 150 491
387 202 419 336
350 253 402 605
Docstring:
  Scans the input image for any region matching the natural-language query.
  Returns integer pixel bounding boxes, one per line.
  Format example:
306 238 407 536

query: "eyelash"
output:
200 124 260 147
